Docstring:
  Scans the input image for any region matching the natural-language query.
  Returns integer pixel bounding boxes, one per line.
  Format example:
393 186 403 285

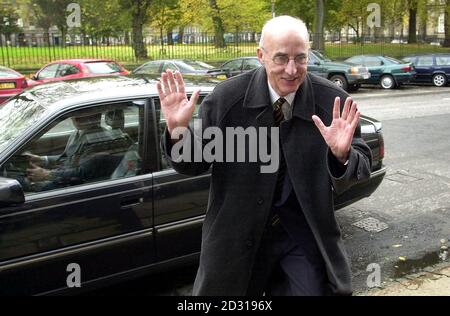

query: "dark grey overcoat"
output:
162 67 372 296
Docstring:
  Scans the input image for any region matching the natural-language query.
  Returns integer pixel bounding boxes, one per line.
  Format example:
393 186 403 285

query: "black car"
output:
207 57 262 79
402 54 450 87
0 76 386 295
133 59 215 76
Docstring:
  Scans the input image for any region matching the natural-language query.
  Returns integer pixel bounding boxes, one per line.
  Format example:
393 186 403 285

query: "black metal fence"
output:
0 32 449 71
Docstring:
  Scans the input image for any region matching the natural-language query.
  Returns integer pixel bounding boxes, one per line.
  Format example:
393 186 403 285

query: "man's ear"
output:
257 48 264 65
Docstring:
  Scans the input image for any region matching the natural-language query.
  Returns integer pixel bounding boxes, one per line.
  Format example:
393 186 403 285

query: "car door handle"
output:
120 195 143 209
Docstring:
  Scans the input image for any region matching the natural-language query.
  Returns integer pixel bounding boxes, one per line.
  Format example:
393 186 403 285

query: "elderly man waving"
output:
158 16 372 296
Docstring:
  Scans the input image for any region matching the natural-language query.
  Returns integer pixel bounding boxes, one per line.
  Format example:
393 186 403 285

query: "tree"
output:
444 0 450 47
79 0 131 44
0 6 22 44
119 0 152 59
313 0 325 51
32 0 73 46
407 0 418 43
208 0 225 48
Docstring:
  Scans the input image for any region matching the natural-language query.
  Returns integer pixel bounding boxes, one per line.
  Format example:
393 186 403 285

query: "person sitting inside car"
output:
26 112 131 190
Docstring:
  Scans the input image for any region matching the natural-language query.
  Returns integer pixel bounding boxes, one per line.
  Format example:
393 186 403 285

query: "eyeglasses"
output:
261 47 308 66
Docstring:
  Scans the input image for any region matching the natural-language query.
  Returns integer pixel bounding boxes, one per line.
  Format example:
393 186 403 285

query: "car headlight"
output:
350 67 360 75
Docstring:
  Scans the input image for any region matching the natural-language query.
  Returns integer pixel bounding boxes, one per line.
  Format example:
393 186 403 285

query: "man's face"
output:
257 30 309 97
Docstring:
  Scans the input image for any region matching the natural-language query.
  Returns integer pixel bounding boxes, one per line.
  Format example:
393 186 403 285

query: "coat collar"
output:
243 67 316 122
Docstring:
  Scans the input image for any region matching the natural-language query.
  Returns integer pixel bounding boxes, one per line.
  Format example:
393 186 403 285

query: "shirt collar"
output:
267 81 296 106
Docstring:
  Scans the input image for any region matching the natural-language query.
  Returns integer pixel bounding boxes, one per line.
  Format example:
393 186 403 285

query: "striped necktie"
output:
273 97 286 127
273 97 286 202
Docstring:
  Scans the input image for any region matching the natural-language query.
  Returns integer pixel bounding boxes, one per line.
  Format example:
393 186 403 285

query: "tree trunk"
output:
444 0 450 47
167 30 174 45
129 0 152 60
208 0 225 48
313 0 325 51
178 27 184 44
132 18 148 59
408 7 417 43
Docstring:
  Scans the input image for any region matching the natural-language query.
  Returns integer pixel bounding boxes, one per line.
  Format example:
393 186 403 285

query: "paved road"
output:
343 85 450 294
89 85 450 296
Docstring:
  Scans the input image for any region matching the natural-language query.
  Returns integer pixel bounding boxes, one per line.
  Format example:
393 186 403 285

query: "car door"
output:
0 99 156 295
364 56 384 83
435 55 450 78
415 55 434 82
151 96 210 262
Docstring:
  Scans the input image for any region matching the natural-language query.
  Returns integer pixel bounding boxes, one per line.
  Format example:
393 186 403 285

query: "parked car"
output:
0 75 386 295
133 59 215 76
344 55 416 89
206 57 262 79
402 54 450 87
308 50 371 92
27 59 129 86
0 66 28 105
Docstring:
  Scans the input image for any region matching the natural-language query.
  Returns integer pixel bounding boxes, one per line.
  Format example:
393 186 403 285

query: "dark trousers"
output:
247 221 331 296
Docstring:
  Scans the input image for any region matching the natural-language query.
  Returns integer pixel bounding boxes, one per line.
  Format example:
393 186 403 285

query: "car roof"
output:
16 74 216 112
47 59 117 65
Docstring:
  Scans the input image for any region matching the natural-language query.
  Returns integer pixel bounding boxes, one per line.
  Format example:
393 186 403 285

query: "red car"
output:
28 59 129 86
0 66 28 105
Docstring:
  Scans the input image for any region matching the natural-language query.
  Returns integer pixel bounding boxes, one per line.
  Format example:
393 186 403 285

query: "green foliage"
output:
0 6 22 38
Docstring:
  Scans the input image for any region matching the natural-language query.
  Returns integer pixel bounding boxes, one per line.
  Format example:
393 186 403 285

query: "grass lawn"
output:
1 42 449 71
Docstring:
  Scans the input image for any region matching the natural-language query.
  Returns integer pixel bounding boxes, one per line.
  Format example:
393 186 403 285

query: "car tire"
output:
380 75 395 89
330 74 348 91
432 73 447 87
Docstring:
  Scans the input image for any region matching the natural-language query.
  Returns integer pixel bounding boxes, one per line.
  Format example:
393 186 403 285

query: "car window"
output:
162 62 179 72
436 55 450 66
416 56 434 67
308 53 319 64
364 56 383 66
37 64 60 79
84 61 122 74
223 59 242 71
402 57 415 64
346 56 363 65
57 64 80 77
1 101 144 195
134 61 161 74
0 67 20 78
154 95 206 170
243 59 261 70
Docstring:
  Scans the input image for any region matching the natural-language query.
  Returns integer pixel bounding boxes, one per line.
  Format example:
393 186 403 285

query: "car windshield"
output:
181 60 214 70
383 56 404 64
0 95 47 152
312 50 332 62
84 62 122 74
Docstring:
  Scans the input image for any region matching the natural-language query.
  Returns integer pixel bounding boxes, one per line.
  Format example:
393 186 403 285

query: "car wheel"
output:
432 73 447 87
380 75 395 89
330 75 348 91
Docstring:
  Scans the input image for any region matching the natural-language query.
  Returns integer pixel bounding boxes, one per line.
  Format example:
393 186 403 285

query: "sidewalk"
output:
361 263 450 296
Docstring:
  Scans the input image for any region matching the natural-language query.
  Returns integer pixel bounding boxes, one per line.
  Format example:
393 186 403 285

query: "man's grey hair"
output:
259 15 310 48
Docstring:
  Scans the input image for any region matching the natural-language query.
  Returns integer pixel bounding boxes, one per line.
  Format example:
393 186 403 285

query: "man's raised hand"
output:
156 70 200 135
312 97 360 164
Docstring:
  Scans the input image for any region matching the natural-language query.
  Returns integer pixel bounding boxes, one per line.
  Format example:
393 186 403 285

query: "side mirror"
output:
314 61 321 65
0 177 25 207
31 75 38 81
